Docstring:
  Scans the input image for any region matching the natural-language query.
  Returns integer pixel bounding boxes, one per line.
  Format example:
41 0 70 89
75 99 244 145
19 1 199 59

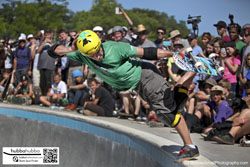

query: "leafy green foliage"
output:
0 0 190 40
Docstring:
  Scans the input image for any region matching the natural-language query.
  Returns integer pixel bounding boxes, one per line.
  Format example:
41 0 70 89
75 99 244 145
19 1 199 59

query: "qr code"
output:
43 148 58 163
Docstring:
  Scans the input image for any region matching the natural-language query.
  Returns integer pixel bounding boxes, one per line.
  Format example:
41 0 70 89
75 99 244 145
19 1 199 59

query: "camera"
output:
187 15 201 36
187 15 201 25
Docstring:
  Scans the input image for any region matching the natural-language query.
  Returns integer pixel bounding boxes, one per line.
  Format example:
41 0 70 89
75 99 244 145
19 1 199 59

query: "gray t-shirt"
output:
38 43 56 70
181 39 191 50
139 40 156 48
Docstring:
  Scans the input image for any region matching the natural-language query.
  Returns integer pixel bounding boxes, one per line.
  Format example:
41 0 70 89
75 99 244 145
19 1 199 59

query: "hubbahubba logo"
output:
9 148 41 155
2 147 59 165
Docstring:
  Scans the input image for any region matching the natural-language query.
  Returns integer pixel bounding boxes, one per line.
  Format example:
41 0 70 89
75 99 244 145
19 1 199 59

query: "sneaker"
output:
77 109 84 114
58 106 65 110
65 104 72 110
141 116 147 122
50 105 57 110
136 116 142 121
66 104 76 111
175 145 199 163
240 137 250 147
213 133 235 145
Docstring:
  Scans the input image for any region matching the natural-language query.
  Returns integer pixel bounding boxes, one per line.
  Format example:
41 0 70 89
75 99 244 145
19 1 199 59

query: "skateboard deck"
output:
173 52 223 76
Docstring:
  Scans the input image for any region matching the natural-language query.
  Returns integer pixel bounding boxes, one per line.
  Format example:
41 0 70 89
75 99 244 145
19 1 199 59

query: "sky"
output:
67 0 250 36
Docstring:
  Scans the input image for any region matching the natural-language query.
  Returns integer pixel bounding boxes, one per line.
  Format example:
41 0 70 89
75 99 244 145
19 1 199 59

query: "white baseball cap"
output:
18 36 26 41
27 34 34 39
93 26 103 32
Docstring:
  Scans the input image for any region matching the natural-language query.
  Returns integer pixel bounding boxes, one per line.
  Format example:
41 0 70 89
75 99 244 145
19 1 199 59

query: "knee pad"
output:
156 111 181 127
174 86 188 102
174 86 188 112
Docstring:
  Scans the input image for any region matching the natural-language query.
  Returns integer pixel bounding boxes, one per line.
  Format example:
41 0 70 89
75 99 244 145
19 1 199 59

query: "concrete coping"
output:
0 103 217 167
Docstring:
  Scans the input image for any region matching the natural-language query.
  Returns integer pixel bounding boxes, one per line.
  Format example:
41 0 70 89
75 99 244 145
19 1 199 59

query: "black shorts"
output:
135 61 188 127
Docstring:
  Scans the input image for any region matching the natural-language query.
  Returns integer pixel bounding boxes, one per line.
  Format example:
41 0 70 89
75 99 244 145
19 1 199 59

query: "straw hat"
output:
168 30 181 40
136 24 149 34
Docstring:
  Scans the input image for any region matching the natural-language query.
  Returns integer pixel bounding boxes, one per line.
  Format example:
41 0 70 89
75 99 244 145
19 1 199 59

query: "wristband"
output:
48 44 63 59
142 47 158 60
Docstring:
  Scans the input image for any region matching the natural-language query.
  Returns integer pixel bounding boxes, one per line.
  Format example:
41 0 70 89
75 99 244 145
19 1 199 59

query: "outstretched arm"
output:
48 32 79 58
136 47 174 60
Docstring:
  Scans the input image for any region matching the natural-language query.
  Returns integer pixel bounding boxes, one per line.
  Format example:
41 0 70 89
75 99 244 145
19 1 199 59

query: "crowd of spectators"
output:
0 9 250 147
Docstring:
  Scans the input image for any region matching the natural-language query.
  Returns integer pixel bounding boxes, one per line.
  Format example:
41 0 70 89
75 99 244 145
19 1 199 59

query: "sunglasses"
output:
157 32 165 35
94 31 102 33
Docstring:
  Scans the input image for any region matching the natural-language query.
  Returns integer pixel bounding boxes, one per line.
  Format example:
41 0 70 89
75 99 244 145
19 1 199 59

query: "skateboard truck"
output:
209 53 224 74
186 47 205 71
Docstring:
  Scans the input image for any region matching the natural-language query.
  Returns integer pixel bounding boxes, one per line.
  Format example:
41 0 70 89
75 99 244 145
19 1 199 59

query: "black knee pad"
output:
174 86 188 105
174 86 188 113
156 111 181 127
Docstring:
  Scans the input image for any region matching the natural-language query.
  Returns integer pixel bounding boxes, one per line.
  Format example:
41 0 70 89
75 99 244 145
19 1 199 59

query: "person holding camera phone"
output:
37 30 56 96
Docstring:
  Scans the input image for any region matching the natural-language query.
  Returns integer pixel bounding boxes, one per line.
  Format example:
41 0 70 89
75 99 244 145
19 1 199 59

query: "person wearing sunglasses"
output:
154 27 166 48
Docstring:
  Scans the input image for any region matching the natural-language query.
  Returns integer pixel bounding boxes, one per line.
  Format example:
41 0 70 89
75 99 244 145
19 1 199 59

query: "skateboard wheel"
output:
195 62 202 68
209 53 216 59
218 67 224 73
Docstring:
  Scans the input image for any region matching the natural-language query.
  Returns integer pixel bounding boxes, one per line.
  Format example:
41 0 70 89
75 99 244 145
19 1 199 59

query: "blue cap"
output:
73 70 83 78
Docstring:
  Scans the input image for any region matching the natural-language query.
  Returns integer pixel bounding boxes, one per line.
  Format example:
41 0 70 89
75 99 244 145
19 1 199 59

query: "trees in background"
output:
0 0 190 40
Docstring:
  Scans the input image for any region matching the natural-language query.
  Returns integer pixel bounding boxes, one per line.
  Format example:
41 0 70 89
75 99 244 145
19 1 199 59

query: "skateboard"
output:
173 48 224 76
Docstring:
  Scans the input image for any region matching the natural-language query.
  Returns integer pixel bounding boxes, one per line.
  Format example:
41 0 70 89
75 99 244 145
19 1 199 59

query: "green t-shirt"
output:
66 41 142 91
236 40 246 54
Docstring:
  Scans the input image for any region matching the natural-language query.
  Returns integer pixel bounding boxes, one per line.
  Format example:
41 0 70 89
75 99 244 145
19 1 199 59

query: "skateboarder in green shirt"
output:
48 30 199 162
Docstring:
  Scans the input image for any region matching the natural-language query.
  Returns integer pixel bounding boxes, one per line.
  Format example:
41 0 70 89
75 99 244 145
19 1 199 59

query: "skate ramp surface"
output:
0 104 216 167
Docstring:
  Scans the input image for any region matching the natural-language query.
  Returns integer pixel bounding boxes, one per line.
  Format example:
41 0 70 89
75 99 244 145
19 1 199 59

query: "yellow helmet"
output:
76 30 101 56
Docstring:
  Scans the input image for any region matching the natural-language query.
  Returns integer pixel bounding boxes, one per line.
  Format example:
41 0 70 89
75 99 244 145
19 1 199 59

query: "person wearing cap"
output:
65 69 89 110
13 34 34 87
112 25 130 43
222 41 241 93
168 29 190 49
49 30 200 162
136 24 156 48
213 20 231 43
240 24 250 88
92 26 103 40
187 33 203 57
9 74 33 105
212 81 250 145
122 26 132 42
204 85 232 127
187 85 233 134
228 23 246 54
27 34 37 61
